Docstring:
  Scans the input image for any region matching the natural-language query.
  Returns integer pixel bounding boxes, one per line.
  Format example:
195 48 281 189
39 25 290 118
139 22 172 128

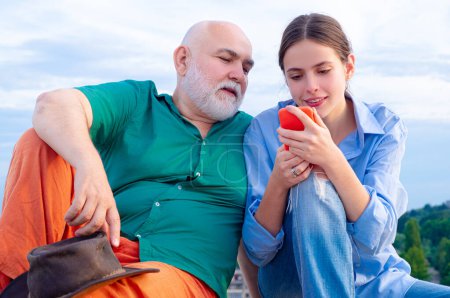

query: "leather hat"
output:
0 231 158 298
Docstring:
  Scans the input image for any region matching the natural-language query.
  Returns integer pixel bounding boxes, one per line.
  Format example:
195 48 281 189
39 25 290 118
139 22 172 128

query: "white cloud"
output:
0 0 449 121
352 74 450 122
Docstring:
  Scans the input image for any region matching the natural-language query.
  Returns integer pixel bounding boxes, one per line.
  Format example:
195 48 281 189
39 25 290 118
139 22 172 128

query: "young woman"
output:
242 13 450 297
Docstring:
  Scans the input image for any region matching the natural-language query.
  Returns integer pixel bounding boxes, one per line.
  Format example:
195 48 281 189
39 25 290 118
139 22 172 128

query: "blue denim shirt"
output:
242 98 416 296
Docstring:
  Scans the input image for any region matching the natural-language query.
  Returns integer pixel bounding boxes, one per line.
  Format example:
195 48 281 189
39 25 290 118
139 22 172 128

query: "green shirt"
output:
76 80 252 297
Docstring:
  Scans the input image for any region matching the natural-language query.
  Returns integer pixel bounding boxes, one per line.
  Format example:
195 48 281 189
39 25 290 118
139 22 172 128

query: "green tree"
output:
441 263 450 286
436 238 450 285
404 218 422 248
422 218 450 247
404 246 430 280
436 238 450 272
402 219 429 280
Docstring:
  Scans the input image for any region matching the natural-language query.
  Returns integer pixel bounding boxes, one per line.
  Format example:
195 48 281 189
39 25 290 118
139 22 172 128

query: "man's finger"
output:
75 207 106 236
64 193 86 222
68 197 96 226
106 208 121 247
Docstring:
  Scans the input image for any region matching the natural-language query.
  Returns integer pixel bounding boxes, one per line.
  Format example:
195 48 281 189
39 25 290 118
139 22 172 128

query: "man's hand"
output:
65 159 121 247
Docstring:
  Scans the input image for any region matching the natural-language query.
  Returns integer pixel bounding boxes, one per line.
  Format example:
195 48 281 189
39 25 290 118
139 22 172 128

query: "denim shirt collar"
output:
352 97 384 136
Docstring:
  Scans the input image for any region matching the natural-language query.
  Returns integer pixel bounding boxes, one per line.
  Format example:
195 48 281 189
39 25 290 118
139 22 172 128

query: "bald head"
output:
181 21 251 51
175 20 254 77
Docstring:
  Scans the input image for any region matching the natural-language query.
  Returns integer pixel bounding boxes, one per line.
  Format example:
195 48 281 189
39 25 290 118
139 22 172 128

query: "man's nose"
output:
228 65 246 84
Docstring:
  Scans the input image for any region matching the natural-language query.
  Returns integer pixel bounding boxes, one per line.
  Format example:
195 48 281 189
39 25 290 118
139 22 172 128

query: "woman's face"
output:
283 39 354 122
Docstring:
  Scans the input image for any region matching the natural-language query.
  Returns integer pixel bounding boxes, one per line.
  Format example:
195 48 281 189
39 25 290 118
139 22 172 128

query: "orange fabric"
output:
73 240 215 297
112 236 141 265
0 129 77 283
0 129 216 297
77 261 216 298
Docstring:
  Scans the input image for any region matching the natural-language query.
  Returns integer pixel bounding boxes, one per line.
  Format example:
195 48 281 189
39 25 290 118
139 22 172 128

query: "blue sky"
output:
1 0 449 210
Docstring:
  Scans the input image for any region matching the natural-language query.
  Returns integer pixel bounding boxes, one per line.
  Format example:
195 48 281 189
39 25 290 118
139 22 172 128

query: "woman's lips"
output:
304 97 326 108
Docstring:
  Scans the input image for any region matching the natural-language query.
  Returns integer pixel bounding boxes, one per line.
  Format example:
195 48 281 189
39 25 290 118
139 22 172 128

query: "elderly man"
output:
0 21 255 297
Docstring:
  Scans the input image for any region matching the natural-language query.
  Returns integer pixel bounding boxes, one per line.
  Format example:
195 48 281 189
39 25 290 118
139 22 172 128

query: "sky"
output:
0 0 450 210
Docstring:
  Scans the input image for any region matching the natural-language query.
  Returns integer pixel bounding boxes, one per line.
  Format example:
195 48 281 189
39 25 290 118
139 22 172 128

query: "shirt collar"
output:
352 97 384 135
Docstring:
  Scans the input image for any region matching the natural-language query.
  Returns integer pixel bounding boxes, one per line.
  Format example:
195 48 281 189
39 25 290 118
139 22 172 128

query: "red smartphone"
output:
278 106 316 150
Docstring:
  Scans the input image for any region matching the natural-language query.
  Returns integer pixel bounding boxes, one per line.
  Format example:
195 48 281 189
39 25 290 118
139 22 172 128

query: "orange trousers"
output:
0 129 216 297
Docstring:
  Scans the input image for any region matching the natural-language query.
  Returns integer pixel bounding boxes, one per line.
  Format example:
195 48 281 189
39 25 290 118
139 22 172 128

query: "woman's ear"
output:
173 45 190 76
345 53 355 80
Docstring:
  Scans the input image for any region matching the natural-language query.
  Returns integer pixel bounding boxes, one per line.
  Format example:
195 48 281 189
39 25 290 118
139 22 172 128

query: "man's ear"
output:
173 45 190 76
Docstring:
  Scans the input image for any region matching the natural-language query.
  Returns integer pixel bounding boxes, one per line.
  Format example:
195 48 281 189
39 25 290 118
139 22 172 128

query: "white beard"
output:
181 63 243 121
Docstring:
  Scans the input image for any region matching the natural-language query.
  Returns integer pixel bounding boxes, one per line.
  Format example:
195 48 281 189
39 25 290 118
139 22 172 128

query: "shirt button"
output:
177 185 182 190
202 141 206 146
195 172 201 177
155 202 160 207
136 234 141 239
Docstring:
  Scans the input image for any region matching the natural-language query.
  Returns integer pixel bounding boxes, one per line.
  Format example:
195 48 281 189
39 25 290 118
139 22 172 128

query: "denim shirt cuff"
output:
242 200 284 266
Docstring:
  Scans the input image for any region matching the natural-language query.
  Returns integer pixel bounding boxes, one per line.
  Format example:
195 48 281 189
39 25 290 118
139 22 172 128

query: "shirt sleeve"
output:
76 80 150 148
348 116 408 255
242 117 285 267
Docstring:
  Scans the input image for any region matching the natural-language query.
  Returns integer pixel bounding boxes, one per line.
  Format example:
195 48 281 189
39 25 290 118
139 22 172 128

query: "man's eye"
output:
219 57 231 62
318 69 331 74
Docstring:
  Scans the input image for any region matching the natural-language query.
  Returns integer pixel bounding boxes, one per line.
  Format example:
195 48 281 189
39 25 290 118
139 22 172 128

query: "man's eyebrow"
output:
216 48 255 68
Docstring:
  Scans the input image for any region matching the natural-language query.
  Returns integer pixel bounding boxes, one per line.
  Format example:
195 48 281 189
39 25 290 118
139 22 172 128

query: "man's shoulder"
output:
76 80 158 95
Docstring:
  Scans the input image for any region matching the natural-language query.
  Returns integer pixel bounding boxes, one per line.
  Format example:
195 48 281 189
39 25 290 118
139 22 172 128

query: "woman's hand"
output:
271 145 312 190
277 106 340 168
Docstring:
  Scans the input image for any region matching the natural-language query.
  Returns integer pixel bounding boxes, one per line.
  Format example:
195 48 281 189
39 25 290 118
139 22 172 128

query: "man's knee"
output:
15 128 51 152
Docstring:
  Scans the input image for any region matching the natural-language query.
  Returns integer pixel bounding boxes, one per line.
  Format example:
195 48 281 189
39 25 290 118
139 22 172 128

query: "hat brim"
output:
63 266 159 298
0 271 28 298
0 267 159 298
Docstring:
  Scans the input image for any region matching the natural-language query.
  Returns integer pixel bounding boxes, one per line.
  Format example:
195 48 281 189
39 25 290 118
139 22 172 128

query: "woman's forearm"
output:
323 150 370 222
254 175 290 236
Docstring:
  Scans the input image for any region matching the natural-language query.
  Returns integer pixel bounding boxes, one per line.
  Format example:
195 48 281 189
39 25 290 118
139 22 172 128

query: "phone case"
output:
278 106 316 150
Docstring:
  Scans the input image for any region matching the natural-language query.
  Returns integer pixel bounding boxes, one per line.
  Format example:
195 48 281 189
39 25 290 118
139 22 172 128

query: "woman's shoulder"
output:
358 99 407 136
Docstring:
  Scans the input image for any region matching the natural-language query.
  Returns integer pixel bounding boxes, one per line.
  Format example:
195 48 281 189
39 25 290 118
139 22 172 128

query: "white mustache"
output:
215 81 242 100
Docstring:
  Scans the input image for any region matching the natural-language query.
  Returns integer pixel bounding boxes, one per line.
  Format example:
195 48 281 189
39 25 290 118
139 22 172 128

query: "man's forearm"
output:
32 88 120 245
